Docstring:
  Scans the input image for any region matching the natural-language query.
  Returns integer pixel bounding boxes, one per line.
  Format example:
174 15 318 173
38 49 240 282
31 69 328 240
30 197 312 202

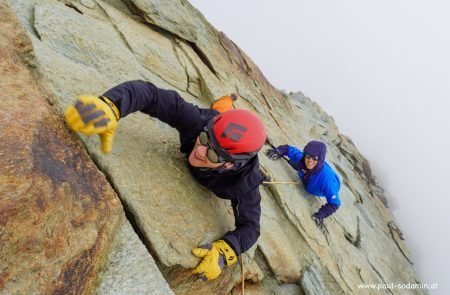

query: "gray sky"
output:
190 0 450 293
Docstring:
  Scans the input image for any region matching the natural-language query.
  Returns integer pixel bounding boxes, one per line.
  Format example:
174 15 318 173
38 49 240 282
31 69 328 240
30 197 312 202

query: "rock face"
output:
96 220 174 295
1 0 425 294
0 3 123 294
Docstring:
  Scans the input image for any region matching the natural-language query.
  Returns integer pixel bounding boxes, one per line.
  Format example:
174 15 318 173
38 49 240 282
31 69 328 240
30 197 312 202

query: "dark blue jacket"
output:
103 80 263 255
285 145 341 207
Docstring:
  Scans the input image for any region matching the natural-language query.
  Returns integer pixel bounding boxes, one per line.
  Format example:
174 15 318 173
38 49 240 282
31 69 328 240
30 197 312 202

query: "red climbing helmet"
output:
206 109 266 162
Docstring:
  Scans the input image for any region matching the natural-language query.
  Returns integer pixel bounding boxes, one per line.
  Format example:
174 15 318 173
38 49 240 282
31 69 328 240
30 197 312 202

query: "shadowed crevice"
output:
92 164 162 265
122 0 219 81
30 6 42 41
344 216 361 248
388 221 414 264
368 261 394 295
186 40 219 79
64 3 83 15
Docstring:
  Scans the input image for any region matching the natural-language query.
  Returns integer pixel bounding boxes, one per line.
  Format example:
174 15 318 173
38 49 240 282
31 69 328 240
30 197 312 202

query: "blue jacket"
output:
285 145 341 207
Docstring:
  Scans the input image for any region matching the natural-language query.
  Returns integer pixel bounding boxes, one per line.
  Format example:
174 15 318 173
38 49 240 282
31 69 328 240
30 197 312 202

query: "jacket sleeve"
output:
323 172 341 207
222 189 261 255
315 173 341 219
325 193 341 207
286 145 304 164
102 80 201 134
315 203 339 219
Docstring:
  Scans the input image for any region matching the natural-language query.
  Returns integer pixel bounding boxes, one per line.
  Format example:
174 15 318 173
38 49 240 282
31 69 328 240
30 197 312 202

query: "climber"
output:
265 141 341 229
64 80 266 281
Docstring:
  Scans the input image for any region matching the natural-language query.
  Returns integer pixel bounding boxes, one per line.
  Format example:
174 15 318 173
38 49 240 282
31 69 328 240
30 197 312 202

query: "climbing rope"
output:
239 255 245 295
262 180 299 185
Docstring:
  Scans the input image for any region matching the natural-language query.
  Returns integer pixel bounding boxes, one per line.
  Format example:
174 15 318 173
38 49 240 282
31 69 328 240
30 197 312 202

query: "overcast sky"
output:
190 0 450 293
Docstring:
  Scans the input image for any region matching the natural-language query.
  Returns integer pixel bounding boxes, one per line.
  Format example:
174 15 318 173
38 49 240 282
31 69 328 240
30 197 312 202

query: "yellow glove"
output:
65 95 120 153
191 240 237 281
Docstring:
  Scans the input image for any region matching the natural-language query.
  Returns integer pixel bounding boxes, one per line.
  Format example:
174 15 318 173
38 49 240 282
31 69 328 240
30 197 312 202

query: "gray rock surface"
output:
3 0 426 294
301 265 331 295
96 219 174 295
0 4 122 294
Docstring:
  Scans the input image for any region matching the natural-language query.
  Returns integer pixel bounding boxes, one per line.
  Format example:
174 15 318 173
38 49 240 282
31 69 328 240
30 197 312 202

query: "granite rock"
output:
3 0 426 294
0 4 122 293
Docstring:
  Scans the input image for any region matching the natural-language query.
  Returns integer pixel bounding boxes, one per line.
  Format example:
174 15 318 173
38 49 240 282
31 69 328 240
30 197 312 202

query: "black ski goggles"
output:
199 131 227 163
304 153 319 161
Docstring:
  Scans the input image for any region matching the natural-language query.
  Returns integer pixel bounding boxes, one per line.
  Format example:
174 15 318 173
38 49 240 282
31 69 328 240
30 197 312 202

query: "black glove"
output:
265 148 282 160
312 214 325 230
312 203 339 230
314 203 339 219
